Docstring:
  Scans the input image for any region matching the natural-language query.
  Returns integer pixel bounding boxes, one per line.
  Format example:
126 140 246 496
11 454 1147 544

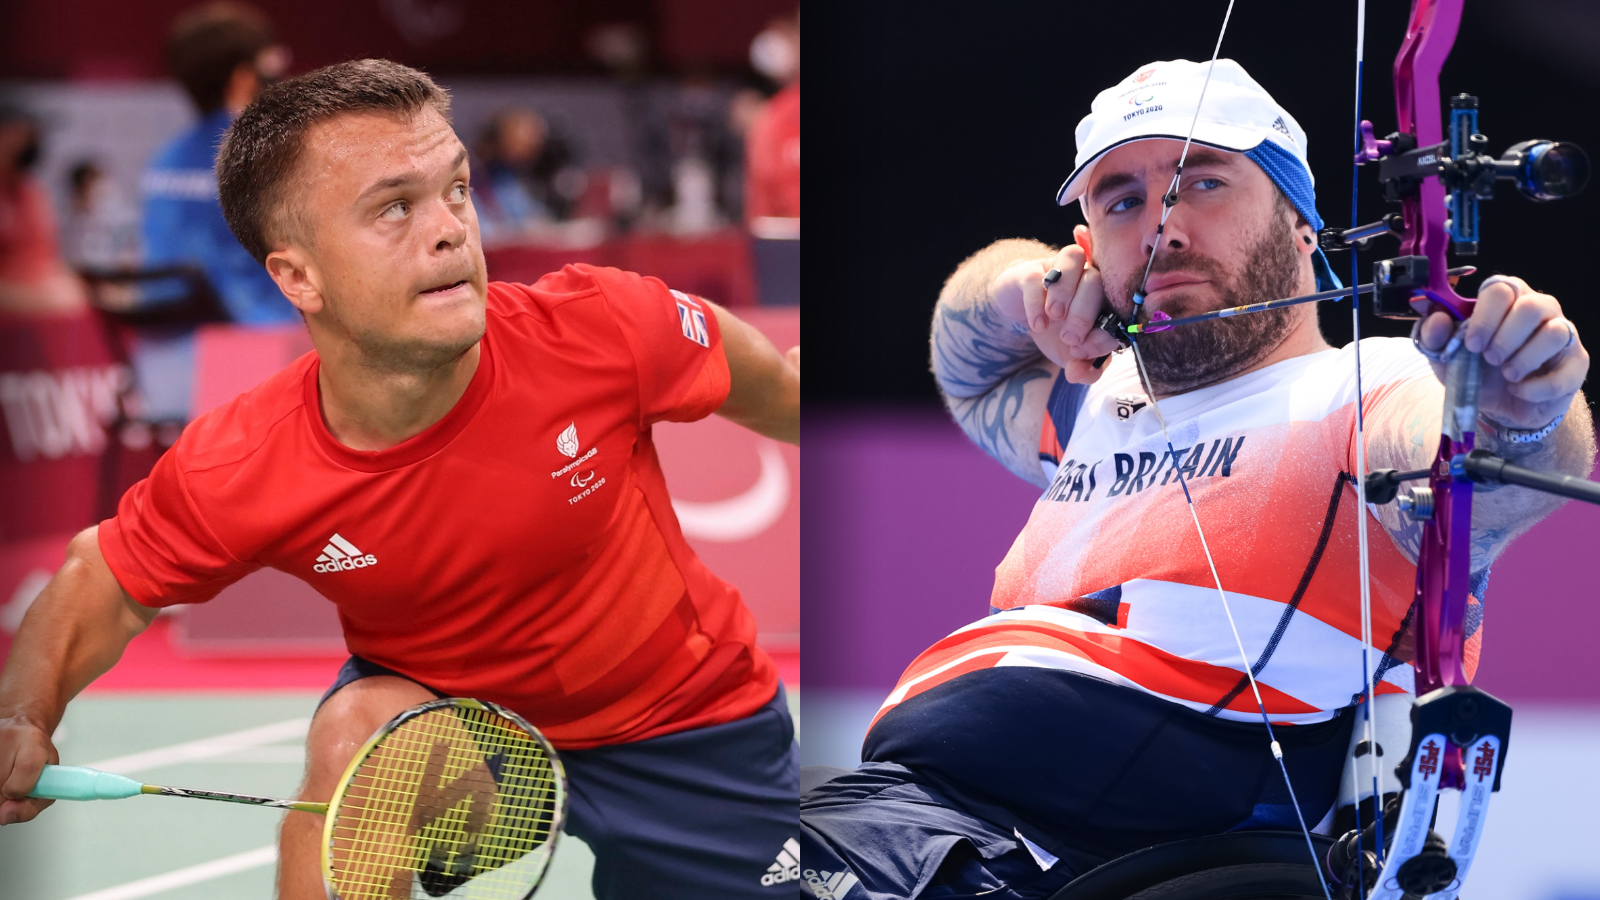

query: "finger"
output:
990 258 1045 329
1500 317 1571 383
1060 265 1108 348
1 740 46 803
1042 245 1087 321
1020 267 1050 332
1061 355 1109 386
1065 318 1121 360
1462 276 1520 353
0 797 50 826
1484 291 1561 366
1073 224 1094 268
1506 341 1589 404
1418 310 1457 352
784 345 800 372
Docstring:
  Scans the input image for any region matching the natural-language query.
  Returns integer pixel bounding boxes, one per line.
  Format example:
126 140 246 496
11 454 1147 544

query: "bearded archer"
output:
798 57 1593 900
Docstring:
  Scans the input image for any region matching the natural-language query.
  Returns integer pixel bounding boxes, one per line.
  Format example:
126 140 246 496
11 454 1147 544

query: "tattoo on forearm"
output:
948 364 1054 486
1377 389 1597 569
1390 516 1423 563
928 238 1062 484
931 302 1041 398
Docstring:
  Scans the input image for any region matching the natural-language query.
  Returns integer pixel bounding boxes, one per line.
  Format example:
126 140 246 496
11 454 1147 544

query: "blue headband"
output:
1243 139 1341 292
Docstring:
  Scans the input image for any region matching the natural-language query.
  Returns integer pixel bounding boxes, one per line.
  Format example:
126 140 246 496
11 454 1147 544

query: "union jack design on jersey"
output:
672 290 710 348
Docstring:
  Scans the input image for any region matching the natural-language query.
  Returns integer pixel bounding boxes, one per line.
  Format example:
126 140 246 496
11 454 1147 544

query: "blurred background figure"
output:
473 106 586 242
61 160 141 270
0 100 88 317
745 12 799 225
143 0 294 324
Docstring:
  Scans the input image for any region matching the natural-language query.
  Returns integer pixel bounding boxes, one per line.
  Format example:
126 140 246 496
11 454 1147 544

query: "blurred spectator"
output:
0 101 89 317
665 80 735 234
142 1 295 324
745 13 800 222
473 108 586 242
61 160 142 270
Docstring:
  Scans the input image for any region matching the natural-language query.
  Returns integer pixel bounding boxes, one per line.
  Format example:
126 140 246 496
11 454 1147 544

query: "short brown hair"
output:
165 2 276 114
216 59 453 263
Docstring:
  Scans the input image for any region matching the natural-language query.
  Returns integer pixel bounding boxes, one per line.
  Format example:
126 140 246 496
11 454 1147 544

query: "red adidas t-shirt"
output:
99 264 777 749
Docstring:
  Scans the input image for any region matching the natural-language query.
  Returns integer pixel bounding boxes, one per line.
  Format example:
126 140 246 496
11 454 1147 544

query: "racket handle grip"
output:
29 765 144 801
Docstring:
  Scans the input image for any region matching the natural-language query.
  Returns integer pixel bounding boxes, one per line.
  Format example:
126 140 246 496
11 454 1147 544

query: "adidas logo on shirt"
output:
761 837 801 886
313 533 378 573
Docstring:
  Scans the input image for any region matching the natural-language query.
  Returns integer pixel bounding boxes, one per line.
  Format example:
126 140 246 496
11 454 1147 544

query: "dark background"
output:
808 0 1600 406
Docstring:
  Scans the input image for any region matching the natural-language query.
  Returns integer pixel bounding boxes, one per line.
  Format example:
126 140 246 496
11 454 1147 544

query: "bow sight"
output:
1319 93 1590 319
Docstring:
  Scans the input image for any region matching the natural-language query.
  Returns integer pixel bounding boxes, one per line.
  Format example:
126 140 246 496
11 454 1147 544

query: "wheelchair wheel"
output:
1122 863 1328 899
1047 831 1335 900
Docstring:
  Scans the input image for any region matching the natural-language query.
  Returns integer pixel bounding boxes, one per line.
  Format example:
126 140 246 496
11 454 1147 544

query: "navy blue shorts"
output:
800 668 1353 900
321 656 801 899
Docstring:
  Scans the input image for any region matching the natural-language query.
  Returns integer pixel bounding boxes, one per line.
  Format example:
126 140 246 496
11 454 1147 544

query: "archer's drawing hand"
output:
990 225 1123 384
1417 275 1589 428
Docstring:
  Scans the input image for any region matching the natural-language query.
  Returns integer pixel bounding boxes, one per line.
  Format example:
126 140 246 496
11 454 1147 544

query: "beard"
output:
1115 221 1305 395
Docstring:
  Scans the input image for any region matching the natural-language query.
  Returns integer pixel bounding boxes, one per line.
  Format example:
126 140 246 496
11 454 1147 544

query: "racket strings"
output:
328 704 561 900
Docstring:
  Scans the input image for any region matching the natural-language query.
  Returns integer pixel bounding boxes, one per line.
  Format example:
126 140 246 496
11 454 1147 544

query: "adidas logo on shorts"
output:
761 837 801 886
801 866 860 899
313 533 378 573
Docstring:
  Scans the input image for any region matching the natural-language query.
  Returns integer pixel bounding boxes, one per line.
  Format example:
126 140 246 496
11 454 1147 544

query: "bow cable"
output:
1121 3 1331 896
1348 0 1387 873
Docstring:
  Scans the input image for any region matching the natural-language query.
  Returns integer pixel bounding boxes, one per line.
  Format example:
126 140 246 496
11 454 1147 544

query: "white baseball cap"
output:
1056 58 1314 210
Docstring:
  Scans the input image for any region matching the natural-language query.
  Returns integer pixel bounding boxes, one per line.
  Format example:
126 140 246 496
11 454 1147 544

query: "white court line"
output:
51 719 303 899
202 746 305 764
62 845 277 900
85 718 310 775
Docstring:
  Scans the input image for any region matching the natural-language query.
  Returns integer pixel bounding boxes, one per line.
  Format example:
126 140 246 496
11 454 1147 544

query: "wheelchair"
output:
1048 830 1336 900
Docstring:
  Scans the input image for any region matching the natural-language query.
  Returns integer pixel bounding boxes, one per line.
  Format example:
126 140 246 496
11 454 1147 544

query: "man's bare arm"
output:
1371 275 1599 568
711 303 799 444
932 239 1061 487
1368 391 1597 569
0 526 157 825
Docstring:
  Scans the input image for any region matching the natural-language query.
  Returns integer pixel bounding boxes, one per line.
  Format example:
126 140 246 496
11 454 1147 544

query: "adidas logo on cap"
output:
313 533 378 573
761 837 801 886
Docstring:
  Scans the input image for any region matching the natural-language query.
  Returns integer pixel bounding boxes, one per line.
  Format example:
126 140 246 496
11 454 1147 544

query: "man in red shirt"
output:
0 60 800 899
746 11 800 221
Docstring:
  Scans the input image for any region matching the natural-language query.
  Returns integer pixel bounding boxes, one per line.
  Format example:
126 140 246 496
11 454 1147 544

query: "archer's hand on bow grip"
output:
1417 275 1589 430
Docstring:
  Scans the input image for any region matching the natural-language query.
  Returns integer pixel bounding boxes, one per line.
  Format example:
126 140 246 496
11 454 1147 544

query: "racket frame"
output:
319 696 567 900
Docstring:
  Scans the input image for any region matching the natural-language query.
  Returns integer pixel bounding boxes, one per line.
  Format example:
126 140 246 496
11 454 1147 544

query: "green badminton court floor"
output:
0 690 801 899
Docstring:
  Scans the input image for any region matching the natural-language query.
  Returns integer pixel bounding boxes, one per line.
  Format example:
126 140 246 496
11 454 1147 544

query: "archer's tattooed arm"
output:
931 239 1061 487
1366 387 1596 570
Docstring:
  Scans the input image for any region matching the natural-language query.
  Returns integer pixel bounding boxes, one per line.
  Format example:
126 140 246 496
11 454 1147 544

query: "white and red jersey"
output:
877 339 1483 730
101 265 776 750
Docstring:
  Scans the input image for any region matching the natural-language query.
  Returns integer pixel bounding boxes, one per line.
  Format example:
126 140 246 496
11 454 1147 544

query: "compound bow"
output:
1097 2 1600 898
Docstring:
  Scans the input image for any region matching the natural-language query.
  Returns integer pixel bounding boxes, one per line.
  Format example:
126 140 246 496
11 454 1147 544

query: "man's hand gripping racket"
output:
24 698 566 900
